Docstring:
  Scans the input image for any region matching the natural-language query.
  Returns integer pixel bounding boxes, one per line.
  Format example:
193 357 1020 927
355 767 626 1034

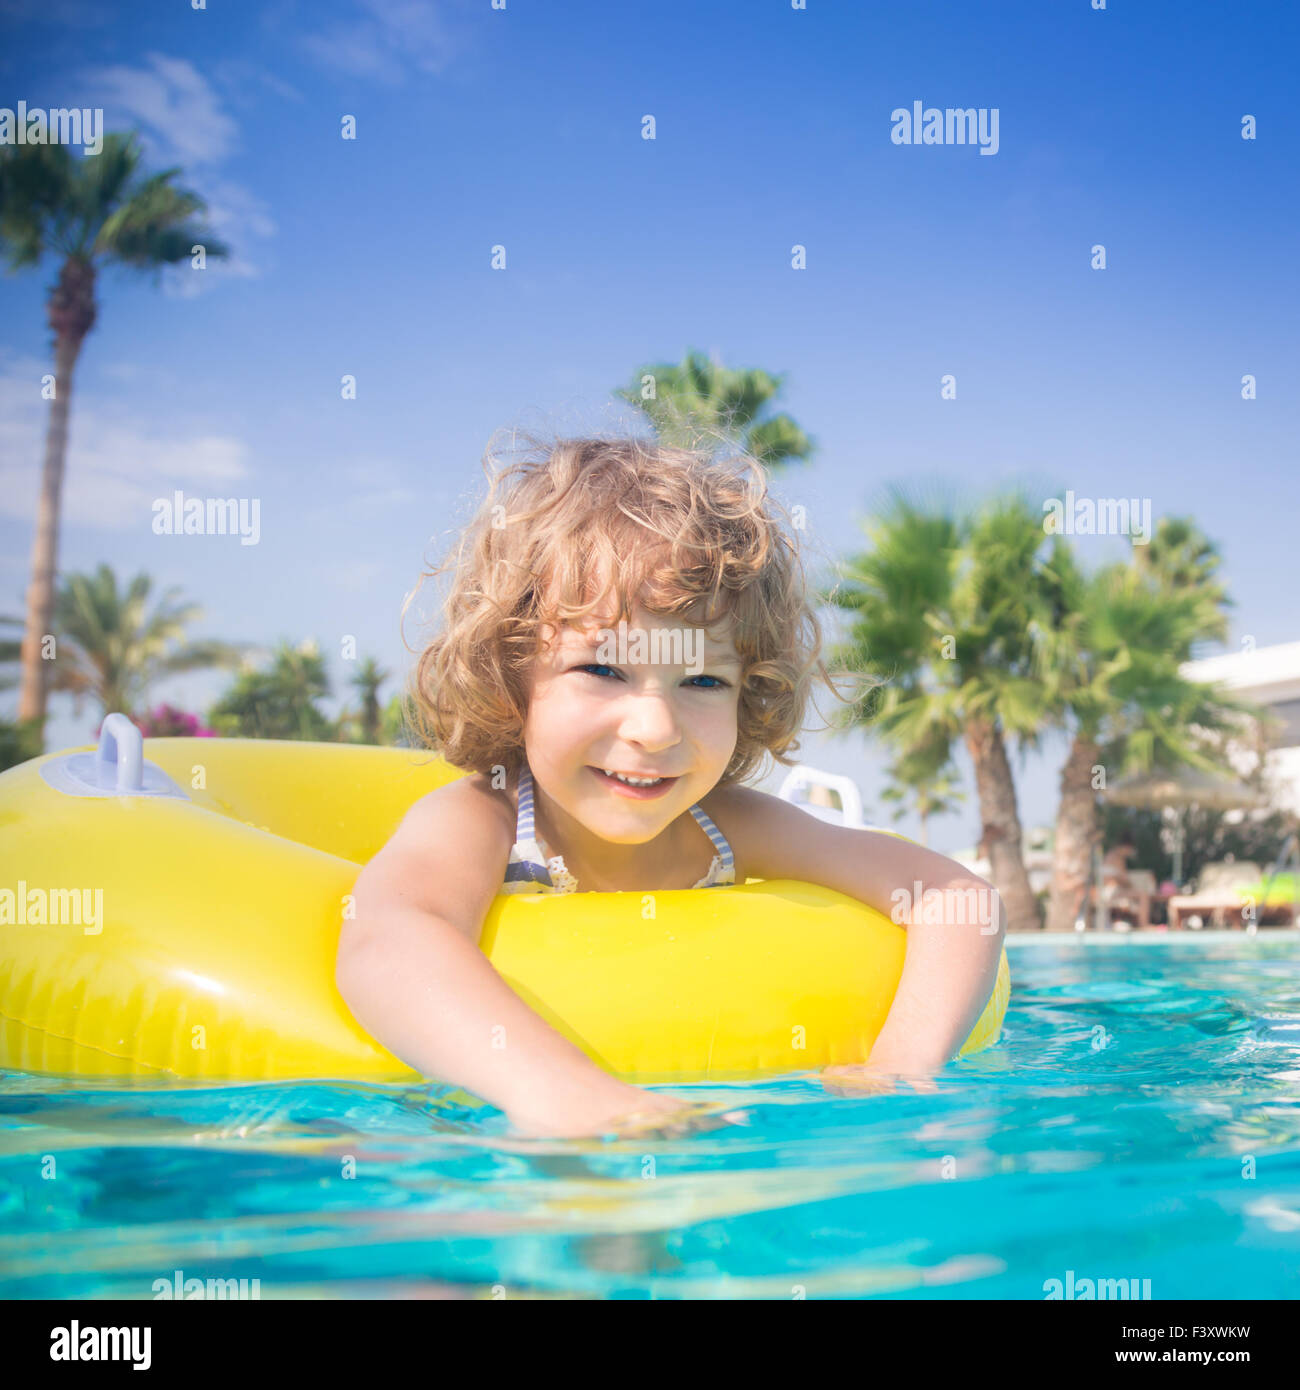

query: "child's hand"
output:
508 1084 748 1140
821 1062 938 1097
604 1095 750 1141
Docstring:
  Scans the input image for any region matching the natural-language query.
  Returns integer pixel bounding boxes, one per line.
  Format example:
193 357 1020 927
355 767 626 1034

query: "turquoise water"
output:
2 935 1298 1299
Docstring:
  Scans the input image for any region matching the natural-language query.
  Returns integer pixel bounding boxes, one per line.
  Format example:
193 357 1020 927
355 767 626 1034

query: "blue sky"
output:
2 0 1297 852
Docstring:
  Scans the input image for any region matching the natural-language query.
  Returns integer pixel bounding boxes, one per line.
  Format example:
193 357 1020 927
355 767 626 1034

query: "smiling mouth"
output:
589 767 680 795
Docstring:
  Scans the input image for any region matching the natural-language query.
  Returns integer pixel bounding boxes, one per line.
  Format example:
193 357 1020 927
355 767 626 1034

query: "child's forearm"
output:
867 882 1006 1073
336 912 635 1118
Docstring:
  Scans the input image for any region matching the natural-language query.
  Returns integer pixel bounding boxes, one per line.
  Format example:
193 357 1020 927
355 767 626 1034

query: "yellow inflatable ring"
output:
0 718 1009 1084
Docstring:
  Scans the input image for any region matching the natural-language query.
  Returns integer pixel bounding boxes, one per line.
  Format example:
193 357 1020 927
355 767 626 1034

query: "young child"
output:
336 433 1004 1138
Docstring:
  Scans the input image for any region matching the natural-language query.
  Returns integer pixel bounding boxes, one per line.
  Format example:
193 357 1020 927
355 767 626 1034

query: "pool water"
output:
2 935 1298 1299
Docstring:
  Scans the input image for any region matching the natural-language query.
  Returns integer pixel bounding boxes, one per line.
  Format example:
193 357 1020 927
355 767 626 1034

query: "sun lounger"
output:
1167 861 1262 930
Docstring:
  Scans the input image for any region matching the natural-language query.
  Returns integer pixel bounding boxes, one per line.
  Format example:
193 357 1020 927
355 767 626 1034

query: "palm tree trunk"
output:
18 330 82 728
1045 734 1101 932
963 714 1041 931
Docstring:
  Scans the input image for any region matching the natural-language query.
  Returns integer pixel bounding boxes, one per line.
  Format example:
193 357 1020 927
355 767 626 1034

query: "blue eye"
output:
575 665 730 690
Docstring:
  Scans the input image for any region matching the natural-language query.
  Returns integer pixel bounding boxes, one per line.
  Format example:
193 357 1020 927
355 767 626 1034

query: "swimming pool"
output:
2 934 1298 1299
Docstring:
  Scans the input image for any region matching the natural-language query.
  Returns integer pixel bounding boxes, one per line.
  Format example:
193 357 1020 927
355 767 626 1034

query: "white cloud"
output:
198 177 277 242
301 28 403 82
80 54 275 290
0 352 252 531
86 53 239 166
212 58 305 108
301 0 472 81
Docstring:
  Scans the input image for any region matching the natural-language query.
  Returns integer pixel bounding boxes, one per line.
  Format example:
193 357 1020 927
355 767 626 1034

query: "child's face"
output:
522 599 743 845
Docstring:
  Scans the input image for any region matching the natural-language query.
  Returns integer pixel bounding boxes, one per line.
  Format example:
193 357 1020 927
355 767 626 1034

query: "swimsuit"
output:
501 762 736 894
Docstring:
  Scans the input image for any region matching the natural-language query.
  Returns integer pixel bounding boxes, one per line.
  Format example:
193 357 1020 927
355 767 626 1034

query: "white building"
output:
1180 640 1300 818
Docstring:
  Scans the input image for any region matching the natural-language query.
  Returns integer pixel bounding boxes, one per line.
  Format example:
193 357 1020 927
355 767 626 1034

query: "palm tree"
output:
1130 515 1229 596
1037 522 1250 931
616 349 814 470
0 565 246 723
380 691 415 747
347 657 390 744
0 620 21 679
209 639 334 741
878 737 966 849
0 716 44 773
332 657 390 744
0 131 230 735
826 492 1059 931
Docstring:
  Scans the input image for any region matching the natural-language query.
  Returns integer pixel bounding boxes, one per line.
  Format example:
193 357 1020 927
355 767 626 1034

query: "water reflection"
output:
2 938 1299 1298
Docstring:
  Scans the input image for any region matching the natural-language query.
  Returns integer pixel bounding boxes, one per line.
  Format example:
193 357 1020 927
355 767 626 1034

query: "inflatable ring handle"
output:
96 713 145 794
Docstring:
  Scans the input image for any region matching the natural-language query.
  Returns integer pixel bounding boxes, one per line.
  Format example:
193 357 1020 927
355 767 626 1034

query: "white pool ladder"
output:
776 764 870 828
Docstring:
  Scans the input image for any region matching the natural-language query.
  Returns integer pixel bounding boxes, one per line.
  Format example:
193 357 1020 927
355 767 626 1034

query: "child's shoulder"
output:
429 768 516 825
360 770 517 938
391 769 516 856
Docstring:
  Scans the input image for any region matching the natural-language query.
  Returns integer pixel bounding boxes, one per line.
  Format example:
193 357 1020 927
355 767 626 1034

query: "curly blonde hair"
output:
404 429 848 787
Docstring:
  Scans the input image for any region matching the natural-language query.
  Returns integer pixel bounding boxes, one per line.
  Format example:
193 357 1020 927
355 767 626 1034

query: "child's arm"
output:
705 785 1006 1077
337 776 685 1135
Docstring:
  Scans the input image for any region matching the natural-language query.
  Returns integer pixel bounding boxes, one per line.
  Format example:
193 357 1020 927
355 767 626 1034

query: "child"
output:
336 432 1004 1138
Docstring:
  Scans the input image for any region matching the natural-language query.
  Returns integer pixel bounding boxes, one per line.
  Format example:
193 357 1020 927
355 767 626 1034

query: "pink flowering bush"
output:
130 705 217 738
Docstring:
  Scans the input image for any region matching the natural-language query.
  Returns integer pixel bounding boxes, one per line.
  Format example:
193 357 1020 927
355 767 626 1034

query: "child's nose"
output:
614 690 683 747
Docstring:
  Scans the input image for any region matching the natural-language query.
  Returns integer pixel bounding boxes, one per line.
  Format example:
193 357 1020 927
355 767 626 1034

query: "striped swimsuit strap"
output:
507 764 734 884
502 762 553 887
